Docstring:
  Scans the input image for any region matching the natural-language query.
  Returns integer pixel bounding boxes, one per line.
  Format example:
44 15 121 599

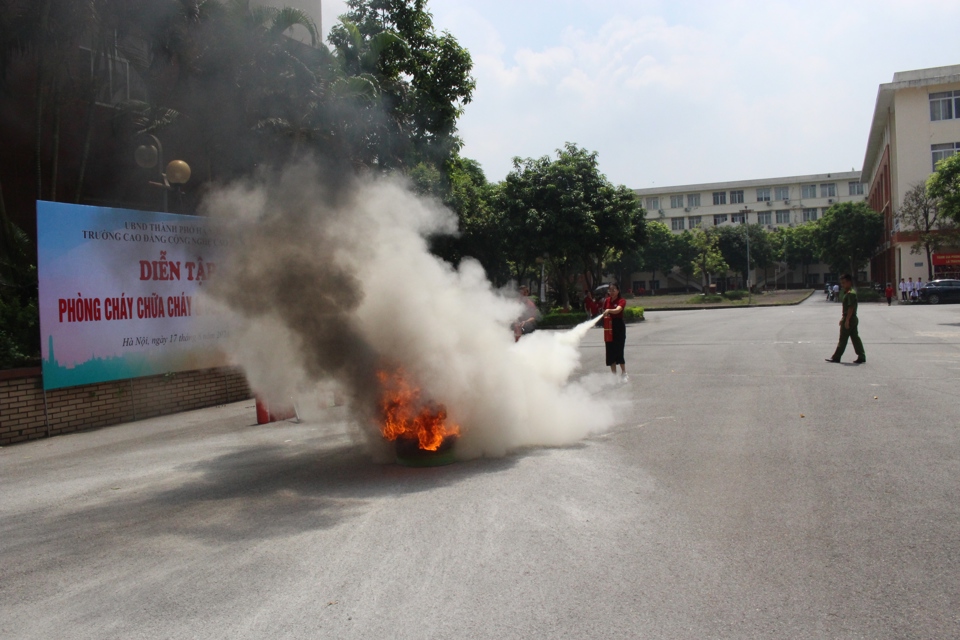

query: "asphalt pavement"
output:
2 294 959 639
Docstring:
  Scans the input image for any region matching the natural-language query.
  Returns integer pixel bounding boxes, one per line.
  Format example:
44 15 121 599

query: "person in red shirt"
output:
583 290 599 317
601 282 628 382
884 282 894 306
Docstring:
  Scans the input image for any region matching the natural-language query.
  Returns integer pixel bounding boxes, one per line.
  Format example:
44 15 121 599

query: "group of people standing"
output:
898 277 924 302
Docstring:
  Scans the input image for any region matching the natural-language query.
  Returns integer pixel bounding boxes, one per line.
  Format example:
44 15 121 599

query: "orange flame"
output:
377 368 460 451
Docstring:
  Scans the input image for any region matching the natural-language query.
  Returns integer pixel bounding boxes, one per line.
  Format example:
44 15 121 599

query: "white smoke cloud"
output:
201 162 618 460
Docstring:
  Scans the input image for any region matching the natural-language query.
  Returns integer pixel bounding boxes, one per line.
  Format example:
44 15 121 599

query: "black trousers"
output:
831 321 865 360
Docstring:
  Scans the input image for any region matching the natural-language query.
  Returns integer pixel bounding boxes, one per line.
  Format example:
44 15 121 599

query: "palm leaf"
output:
270 7 318 46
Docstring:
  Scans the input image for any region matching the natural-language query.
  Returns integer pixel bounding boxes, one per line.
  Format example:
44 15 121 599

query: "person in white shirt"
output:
899 278 908 301
908 277 917 301
832 283 840 302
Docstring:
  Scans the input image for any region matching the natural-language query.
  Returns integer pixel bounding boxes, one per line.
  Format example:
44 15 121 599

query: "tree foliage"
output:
896 182 959 280
928 153 960 225
637 220 677 286
772 223 818 284
813 202 883 280
497 143 645 307
688 228 728 287
715 223 774 285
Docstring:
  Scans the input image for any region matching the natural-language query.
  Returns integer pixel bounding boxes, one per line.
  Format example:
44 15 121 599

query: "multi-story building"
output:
862 65 960 284
632 171 864 292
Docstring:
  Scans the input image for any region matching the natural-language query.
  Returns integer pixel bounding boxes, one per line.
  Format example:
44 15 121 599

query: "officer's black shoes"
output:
853 358 866 364
825 358 841 363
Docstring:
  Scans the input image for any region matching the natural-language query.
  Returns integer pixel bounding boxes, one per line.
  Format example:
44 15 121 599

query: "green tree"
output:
688 228 728 290
773 223 818 287
928 153 960 224
896 182 960 280
715 223 774 288
813 202 884 282
638 220 677 292
673 230 700 292
0 219 39 368
496 144 644 307
328 0 475 168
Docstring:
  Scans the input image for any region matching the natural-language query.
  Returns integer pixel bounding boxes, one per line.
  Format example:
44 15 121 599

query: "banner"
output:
932 252 960 267
37 201 233 390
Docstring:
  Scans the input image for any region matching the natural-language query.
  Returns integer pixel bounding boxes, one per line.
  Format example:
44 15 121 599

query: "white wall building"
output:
631 171 865 292
861 65 960 284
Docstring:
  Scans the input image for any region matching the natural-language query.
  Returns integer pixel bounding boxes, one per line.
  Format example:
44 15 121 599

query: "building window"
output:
930 90 959 121
774 186 790 201
801 184 817 199
713 214 728 225
757 211 771 225
670 195 683 208
802 208 818 222
848 182 864 196
671 217 685 231
730 190 744 204
756 187 771 202
646 197 660 210
731 212 745 224
806 273 820 286
776 210 791 224
820 183 836 198
687 193 701 208
821 207 831 217
82 44 147 106
688 216 702 228
932 143 960 171
713 191 726 205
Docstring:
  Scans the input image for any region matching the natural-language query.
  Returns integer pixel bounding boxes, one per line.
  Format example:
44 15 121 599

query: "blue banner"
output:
37 201 232 390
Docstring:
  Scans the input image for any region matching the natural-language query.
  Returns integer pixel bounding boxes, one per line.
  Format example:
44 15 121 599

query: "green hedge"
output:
538 307 644 328
856 288 881 302
723 289 749 300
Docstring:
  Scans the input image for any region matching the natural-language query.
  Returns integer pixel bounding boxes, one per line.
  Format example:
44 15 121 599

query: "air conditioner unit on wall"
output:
684 207 691 212
766 201 772 206
784 199 790 204
828 198 834 203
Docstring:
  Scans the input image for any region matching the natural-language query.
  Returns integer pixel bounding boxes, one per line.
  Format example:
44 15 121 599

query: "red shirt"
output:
885 286 894 298
602 296 626 342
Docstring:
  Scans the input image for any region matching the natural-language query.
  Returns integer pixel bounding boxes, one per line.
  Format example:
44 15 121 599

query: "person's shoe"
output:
620 374 630 384
825 358 840 363
854 358 866 364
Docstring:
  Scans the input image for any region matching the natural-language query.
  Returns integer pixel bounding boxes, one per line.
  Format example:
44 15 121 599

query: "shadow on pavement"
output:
1 442 519 556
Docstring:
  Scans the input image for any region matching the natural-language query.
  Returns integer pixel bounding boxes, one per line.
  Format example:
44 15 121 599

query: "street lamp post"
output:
134 134 191 213
740 208 752 302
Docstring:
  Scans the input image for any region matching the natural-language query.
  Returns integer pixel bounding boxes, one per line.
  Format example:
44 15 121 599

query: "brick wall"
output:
0 367 251 446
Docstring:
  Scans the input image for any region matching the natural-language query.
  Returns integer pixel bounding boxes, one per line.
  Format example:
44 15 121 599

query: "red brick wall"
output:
0 367 251 445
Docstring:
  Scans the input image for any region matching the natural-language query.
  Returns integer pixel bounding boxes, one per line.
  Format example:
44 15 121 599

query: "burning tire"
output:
394 435 458 467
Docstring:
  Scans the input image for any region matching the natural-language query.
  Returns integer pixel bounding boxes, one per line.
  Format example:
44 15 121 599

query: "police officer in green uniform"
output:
826 273 866 364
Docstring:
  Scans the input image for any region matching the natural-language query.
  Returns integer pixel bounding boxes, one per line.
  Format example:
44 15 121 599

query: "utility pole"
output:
740 208 752 303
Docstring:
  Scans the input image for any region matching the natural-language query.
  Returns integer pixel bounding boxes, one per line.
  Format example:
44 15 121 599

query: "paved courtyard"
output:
2 295 959 639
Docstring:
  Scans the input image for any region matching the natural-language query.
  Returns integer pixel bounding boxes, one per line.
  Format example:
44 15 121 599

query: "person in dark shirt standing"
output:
826 274 866 364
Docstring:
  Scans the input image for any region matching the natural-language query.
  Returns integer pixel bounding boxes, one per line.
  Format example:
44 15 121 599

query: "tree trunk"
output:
925 244 933 281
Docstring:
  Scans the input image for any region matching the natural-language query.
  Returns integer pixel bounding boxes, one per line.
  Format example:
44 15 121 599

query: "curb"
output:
640 289 815 312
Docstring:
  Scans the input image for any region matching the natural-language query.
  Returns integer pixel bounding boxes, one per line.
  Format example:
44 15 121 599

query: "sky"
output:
293 0 960 189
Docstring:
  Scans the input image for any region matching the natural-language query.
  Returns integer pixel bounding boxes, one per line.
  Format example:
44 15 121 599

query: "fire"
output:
376 368 460 451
